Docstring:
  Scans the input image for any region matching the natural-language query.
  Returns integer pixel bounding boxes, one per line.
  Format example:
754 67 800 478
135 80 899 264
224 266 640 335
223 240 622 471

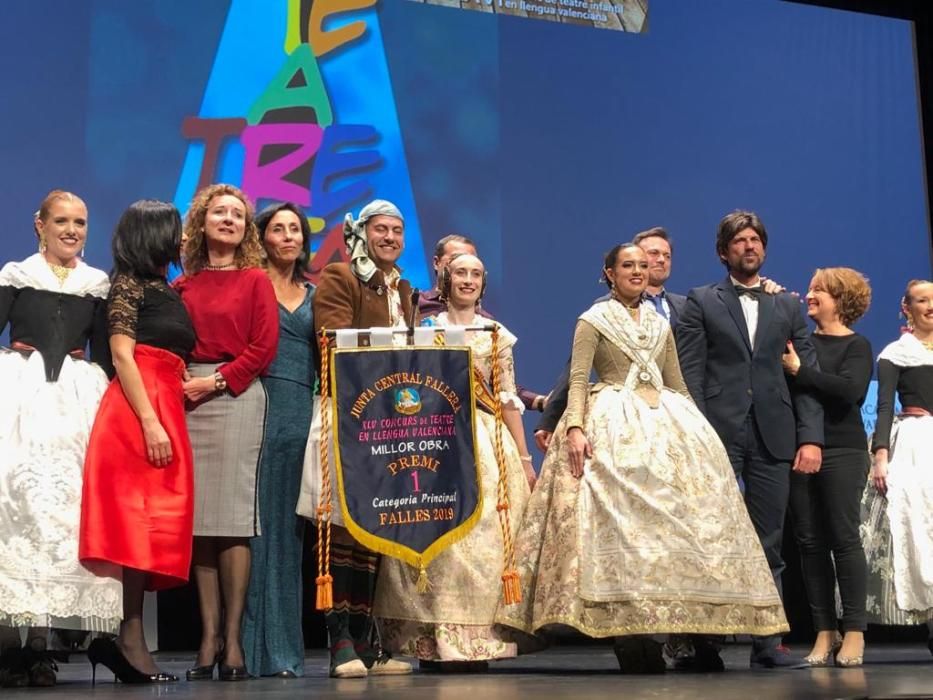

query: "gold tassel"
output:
501 570 522 605
315 574 333 610
416 565 431 593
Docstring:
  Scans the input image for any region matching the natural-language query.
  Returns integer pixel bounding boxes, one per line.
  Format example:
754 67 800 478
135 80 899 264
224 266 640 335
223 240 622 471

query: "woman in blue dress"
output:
240 202 315 678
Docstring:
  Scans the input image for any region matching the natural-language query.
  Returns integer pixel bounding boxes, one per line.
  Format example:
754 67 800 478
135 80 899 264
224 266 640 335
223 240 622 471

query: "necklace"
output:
47 262 73 285
920 337 933 352
607 298 648 342
618 299 640 319
205 261 235 270
611 292 641 317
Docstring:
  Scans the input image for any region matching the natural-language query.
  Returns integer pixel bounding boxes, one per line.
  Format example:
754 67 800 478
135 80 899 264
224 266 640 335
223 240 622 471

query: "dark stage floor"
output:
14 644 933 699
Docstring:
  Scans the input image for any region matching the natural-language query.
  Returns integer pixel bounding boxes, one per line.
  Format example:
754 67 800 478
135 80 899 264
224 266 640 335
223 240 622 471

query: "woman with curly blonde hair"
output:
173 184 279 681
781 267 873 667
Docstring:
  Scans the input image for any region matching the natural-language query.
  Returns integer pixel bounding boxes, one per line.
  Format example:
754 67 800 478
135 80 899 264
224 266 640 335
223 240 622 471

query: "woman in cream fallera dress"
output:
496 285 787 652
375 254 534 665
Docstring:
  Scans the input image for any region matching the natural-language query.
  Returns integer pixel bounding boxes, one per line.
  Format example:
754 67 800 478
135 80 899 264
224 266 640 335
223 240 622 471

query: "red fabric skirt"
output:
80 345 193 591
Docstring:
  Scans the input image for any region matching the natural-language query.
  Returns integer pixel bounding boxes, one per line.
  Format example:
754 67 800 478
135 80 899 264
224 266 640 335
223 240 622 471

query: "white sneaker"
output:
330 659 368 678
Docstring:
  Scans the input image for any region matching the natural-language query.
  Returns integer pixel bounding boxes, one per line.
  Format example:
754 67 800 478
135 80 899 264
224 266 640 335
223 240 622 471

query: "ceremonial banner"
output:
331 346 482 574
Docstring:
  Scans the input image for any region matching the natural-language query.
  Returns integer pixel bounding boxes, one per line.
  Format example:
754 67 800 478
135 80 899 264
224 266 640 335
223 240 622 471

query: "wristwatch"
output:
213 371 228 392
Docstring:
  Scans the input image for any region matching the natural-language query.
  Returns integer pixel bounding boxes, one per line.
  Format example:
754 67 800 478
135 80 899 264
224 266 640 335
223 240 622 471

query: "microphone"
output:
407 288 420 331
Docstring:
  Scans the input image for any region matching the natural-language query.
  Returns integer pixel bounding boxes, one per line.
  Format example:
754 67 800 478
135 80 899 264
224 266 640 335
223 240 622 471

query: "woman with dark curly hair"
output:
174 184 279 681
781 267 873 667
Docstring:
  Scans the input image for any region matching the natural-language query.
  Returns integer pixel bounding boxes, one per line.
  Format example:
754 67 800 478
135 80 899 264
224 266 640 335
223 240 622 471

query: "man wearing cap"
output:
299 200 413 678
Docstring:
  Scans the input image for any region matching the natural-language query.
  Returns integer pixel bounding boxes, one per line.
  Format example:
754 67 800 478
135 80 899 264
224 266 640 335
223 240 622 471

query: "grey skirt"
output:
187 363 267 537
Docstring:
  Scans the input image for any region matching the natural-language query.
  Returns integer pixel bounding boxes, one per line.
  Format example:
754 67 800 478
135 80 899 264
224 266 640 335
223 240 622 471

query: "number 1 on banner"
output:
410 470 421 493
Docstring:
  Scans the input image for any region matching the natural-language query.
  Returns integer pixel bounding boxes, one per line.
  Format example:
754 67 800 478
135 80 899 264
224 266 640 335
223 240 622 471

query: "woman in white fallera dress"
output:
0 191 122 687
375 253 537 670
862 280 933 655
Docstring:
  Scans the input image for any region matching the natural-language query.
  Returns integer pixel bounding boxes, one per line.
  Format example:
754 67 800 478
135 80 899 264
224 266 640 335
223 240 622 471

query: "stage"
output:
25 644 933 699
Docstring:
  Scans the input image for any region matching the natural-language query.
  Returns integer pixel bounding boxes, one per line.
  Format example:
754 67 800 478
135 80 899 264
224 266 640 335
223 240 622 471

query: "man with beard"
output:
305 200 413 678
675 210 823 669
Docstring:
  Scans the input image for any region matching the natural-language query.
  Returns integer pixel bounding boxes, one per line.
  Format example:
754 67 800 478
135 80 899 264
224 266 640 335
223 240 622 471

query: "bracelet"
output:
520 455 533 462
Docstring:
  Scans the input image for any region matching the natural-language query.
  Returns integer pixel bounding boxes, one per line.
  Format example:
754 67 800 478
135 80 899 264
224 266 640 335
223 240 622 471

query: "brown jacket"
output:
313 262 413 334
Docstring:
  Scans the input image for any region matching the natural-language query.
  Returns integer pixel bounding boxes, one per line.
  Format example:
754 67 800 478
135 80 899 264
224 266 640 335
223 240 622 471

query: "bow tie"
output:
734 285 763 299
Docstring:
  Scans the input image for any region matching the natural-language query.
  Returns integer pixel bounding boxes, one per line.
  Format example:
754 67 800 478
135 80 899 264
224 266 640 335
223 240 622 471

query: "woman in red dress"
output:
80 200 196 683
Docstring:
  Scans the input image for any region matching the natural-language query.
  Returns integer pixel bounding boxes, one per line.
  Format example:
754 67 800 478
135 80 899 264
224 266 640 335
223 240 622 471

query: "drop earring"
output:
38 237 47 253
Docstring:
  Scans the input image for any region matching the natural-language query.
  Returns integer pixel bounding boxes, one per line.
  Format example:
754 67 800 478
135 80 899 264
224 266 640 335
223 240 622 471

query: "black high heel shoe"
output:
218 663 250 681
187 638 224 681
87 638 178 685
186 652 221 681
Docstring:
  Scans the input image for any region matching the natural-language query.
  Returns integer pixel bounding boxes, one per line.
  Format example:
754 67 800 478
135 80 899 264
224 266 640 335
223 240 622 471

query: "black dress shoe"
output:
219 664 250 681
185 661 216 681
749 644 803 669
87 639 178 685
186 646 223 681
693 640 725 673
0 648 29 688
614 637 666 674
272 670 297 678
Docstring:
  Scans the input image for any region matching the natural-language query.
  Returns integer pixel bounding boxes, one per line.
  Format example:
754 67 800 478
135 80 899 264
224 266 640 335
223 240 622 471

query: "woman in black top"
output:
865 279 933 654
79 200 196 684
782 267 873 667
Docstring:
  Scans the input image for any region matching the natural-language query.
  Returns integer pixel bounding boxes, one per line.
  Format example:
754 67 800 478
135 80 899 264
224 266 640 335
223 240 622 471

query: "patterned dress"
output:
495 300 787 639
375 314 531 661
860 333 933 626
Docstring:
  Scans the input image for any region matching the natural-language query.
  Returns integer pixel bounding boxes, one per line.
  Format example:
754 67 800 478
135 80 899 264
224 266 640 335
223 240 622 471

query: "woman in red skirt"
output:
80 200 196 683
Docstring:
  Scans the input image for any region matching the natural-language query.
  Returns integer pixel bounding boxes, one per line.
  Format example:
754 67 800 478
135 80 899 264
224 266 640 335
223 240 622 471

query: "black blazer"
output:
536 290 686 433
675 276 824 461
666 291 687 327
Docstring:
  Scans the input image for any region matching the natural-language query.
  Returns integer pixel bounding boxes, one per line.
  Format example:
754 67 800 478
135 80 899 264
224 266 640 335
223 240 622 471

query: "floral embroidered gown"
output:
375 313 531 661
495 300 788 639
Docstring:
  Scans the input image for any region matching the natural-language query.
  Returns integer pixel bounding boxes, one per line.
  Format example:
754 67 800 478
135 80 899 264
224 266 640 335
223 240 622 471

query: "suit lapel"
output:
716 277 752 355
753 291 774 355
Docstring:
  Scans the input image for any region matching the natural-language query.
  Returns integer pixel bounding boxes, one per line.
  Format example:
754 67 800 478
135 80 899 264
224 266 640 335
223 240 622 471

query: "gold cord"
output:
315 328 334 610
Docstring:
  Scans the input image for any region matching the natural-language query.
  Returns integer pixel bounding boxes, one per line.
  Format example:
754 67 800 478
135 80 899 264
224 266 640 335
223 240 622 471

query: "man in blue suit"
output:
676 210 824 669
